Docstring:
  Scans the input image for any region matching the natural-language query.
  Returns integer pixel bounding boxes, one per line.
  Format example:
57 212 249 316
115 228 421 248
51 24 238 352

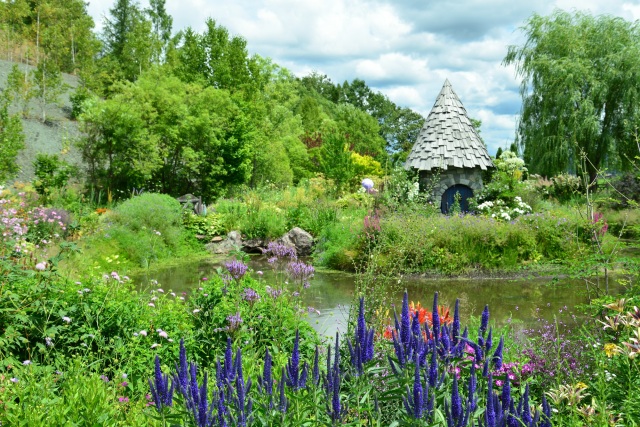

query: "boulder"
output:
278 227 314 257
205 230 242 254
242 238 266 253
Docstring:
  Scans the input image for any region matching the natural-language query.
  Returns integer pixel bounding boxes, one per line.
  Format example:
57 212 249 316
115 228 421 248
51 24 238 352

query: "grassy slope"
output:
0 59 81 183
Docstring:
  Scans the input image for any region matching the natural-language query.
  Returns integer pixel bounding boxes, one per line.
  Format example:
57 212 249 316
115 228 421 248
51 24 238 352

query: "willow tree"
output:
504 11 640 183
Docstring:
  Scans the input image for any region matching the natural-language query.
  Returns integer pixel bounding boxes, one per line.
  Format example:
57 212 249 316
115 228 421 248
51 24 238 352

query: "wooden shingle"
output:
405 79 494 171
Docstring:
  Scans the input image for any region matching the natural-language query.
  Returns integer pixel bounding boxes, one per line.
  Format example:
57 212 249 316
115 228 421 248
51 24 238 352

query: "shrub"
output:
102 193 194 267
610 172 640 209
550 173 584 202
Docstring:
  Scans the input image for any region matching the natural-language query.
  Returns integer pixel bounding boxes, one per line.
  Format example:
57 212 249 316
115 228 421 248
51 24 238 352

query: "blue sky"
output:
87 0 640 156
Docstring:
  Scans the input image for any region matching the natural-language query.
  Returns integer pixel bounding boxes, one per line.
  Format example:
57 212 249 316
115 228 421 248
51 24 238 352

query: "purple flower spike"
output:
175 338 188 396
149 355 174 413
451 374 462 421
480 304 490 338
401 291 411 349
492 336 504 370
452 299 460 346
432 292 440 341
286 329 306 390
277 368 288 413
259 348 273 396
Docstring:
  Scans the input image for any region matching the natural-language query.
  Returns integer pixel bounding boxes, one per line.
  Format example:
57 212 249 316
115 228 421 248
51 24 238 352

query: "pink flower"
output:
158 330 168 339
148 302 155 307
35 262 46 271
118 396 129 403
139 330 148 337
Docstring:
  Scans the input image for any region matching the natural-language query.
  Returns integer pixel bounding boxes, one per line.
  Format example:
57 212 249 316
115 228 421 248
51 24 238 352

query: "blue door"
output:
441 184 473 214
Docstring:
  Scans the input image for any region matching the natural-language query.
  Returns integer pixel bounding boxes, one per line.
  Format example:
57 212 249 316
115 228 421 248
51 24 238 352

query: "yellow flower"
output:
604 343 621 358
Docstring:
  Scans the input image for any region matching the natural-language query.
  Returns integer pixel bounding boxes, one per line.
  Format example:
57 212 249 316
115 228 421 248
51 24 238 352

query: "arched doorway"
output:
441 184 473 214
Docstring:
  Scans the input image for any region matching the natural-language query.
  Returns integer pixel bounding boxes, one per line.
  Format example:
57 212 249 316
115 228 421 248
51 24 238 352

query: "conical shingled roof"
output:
405 79 494 171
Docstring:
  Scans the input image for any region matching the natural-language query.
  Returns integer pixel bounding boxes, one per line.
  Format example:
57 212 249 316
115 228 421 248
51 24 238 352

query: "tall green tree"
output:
146 0 172 62
504 11 640 182
6 64 34 118
31 58 65 123
169 19 264 96
78 91 161 195
0 92 25 183
101 0 155 82
1 0 29 61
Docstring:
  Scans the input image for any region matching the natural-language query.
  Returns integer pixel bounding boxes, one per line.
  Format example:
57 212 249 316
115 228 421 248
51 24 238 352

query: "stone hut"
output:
405 79 494 213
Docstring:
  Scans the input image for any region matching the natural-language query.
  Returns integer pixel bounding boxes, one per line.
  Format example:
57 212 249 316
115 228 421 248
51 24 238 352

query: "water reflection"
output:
134 256 613 338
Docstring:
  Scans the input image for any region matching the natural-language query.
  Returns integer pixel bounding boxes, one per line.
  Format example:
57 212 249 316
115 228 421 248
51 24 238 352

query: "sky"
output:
86 0 640 156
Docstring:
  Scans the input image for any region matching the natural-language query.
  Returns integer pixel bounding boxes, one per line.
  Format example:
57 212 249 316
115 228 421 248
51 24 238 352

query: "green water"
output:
133 256 613 337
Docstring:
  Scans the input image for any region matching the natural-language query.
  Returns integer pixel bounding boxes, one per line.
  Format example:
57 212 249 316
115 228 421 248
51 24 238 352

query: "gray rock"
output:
278 227 314 257
242 238 266 253
205 230 242 254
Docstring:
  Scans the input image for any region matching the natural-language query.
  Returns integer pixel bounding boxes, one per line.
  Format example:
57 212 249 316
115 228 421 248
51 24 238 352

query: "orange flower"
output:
383 325 394 340
409 301 428 324
410 301 453 326
95 208 108 215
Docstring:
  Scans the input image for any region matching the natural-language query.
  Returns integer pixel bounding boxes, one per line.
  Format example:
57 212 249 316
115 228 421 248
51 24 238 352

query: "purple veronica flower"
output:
175 338 189 395
480 304 490 338
400 291 411 350
404 352 428 419
286 329 307 390
493 336 504 370
452 299 461 346
277 368 288 413
348 297 375 376
451 373 462 421
432 292 440 342
148 355 174 413
259 348 273 397
486 374 496 427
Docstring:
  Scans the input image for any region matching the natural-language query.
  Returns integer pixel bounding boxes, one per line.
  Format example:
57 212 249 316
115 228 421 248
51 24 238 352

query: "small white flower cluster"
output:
477 196 532 221
407 181 420 201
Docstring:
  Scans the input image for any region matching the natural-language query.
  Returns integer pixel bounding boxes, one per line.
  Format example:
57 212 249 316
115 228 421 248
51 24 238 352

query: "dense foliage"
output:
504 11 640 183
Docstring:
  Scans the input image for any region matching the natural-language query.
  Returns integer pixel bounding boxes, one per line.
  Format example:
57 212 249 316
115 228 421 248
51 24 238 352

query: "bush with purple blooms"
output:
189 258 318 366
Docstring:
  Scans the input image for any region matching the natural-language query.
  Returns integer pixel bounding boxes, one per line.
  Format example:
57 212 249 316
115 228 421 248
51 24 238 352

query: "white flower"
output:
62 316 71 323
150 343 161 349
23 360 31 365
148 302 155 307
139 330 148 337
193 309 201 314
158 330 168 339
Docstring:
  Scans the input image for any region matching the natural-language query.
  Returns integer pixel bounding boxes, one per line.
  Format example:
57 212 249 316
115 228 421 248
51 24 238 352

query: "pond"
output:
133 256 616 338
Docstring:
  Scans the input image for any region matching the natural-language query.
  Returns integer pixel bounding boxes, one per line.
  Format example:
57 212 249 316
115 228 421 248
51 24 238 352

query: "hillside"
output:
0 59 82 183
